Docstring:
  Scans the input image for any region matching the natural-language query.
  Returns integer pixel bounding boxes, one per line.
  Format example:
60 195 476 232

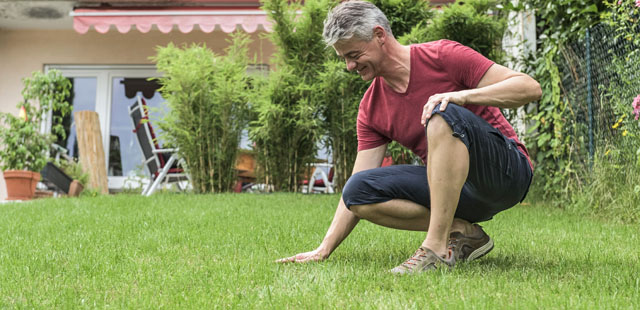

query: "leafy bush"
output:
0 70 71 172
151 34 253 193
520 0 606 202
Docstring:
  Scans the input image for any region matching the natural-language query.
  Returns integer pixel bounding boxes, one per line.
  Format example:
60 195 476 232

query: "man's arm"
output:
276 143 387 263
421 64 542 124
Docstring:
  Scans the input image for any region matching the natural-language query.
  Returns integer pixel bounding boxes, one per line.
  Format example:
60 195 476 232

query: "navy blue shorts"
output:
342 103 533 223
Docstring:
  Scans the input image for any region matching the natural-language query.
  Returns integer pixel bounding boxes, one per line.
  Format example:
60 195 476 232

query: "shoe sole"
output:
466 237 494 261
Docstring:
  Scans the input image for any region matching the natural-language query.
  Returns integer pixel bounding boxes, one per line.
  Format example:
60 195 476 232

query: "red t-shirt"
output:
357 40 531 166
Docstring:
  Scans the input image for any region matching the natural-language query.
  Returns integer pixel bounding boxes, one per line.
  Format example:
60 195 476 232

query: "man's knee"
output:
426 113 453 140
342 170 368 210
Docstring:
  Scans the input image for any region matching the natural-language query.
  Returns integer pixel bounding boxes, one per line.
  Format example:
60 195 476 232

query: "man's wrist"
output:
317 245 332 259
459 89 473 105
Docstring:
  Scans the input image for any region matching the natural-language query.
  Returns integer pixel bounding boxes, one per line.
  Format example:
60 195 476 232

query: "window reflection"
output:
109 77 166 177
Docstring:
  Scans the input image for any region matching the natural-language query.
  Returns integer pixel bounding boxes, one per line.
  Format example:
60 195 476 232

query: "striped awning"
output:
71 7 273 34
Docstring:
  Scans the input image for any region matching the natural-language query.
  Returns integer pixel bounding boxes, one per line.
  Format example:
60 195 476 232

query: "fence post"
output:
586 27 594 161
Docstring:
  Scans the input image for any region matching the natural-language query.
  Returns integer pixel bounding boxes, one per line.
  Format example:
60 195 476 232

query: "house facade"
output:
0 0 276 199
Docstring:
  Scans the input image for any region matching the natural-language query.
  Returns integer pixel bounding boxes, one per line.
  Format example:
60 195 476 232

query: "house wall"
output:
0 28 276 200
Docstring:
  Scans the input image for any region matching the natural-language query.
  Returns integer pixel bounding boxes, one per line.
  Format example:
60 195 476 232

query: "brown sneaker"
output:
449 224 494 262
390 247 455 275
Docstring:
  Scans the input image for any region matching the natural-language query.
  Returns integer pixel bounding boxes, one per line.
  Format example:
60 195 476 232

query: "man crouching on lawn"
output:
277 0 541 274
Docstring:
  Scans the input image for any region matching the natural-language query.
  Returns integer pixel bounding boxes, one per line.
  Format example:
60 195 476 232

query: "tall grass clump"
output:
249 0 330 191
151 33 253 193
568 149 640 224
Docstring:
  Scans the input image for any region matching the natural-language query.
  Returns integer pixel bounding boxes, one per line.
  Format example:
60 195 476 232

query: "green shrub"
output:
523 0 640 223
151 34 253 193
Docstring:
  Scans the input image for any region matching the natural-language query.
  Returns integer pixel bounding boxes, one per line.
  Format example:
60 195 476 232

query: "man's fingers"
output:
275 255 297 263
276 252 323 264
421 103 436 126
440 98 449 111
422 96 453 126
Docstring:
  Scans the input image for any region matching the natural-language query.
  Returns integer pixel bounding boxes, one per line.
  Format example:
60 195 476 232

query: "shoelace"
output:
448 238 458 250
401 248 428 268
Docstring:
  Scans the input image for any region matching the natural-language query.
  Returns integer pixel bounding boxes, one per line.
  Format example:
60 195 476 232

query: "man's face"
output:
333 38 382 81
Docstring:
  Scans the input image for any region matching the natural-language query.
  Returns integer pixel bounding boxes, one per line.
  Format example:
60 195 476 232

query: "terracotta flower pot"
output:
68 180 84 197
3 170 41 201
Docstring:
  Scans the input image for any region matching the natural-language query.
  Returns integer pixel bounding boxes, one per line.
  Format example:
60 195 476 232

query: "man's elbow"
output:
529 79 542 102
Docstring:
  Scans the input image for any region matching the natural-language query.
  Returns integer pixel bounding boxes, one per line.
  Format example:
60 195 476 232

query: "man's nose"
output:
346 59 357 71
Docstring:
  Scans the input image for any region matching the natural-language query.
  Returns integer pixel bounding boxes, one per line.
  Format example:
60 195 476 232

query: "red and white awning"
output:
71 8 273 34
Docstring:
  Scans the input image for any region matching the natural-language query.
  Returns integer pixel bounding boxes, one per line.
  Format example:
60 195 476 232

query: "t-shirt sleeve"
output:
357 106 390 152
437 40 494 89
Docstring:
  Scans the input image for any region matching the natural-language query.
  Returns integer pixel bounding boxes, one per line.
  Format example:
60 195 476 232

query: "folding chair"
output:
303 163 335 194
129 96 189 196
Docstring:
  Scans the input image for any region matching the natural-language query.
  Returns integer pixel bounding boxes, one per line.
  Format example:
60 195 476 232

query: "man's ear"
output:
373 26 386 45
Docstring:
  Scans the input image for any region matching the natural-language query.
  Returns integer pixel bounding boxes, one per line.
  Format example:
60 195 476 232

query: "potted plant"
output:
0 70 71 200
58 159 89 196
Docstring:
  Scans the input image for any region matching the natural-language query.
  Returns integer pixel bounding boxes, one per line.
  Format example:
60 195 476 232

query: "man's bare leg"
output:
349 199 473 233
421 114 469 258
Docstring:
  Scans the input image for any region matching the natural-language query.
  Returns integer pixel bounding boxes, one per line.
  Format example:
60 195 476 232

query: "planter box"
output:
40 162 73 194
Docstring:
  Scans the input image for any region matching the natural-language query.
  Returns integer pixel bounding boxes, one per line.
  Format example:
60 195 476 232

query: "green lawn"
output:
0 194 638 309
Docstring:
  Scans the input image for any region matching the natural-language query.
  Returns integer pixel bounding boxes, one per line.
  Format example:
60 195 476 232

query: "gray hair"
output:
322 0 393 46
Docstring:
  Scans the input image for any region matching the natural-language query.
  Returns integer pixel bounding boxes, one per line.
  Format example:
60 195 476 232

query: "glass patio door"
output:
108 77 166 180
46 65 163 191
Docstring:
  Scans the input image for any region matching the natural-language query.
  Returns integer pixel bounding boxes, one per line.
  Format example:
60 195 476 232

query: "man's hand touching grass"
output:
276 248 328 263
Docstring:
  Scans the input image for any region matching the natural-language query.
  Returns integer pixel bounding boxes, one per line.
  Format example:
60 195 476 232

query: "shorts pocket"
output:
486 130 515 178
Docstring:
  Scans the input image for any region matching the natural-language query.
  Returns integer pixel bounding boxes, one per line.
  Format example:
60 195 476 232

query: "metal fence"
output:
556 22 640 164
